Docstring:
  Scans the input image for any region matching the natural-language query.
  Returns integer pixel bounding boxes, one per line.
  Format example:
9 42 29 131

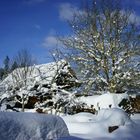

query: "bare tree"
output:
11 49 36 111
60 0 140 93
11 49 36 89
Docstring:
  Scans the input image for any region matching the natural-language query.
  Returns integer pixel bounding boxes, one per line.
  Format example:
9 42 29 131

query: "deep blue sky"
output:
0 0 140 67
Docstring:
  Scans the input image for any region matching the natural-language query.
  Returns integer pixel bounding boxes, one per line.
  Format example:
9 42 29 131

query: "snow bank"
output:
97 108 132 126
62 108 135 139
0 112 69 140
78 93 128 110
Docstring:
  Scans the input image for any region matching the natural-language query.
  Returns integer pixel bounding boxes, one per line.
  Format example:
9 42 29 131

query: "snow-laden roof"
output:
0 60 69 89
0 111 69 140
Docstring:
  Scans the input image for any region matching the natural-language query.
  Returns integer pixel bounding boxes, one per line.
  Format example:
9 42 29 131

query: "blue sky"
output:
0 0 140 67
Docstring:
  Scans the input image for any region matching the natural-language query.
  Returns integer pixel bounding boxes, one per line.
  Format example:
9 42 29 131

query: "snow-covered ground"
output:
61 109 140 140
0 93 139 140
0 110 139 140
0 112 69 140
62 93 140 140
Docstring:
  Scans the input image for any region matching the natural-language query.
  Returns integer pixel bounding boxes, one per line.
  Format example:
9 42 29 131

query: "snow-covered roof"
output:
0 60 69 88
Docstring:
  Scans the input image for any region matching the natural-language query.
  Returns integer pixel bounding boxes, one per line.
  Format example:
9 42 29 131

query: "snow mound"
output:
63 112 95 123
79 93 128 110
0 112 69 140
62 112 105 138
97 108 132 126
62 108 134 139
73 112 95 122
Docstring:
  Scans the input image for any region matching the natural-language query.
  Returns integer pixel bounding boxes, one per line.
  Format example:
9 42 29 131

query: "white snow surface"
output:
0 109 139 140
78 93 128 110
61 108 140 140
0 111 69 140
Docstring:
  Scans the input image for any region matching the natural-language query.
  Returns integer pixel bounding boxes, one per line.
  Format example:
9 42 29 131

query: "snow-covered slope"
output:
0 111 69 140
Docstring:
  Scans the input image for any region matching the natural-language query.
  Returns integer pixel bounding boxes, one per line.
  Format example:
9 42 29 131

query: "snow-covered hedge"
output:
0 112 69 140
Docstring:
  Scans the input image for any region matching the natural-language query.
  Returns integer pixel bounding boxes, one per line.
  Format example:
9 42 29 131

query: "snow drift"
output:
62 108 134 139
0 112 69 140
96 108 132 126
